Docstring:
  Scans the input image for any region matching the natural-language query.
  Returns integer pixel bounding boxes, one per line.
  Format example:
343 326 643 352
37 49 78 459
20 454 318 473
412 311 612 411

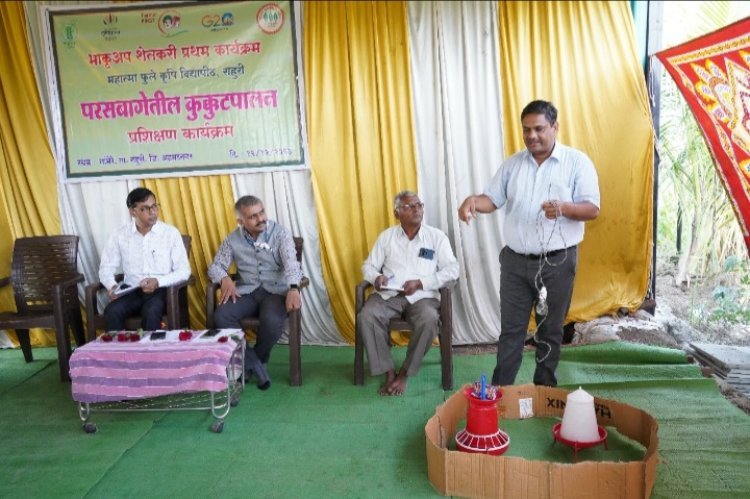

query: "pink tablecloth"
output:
70 332 242 403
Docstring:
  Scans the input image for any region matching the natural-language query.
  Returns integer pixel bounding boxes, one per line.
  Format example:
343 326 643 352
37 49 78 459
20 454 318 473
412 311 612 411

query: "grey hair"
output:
234 195 263 216
393 190 418 210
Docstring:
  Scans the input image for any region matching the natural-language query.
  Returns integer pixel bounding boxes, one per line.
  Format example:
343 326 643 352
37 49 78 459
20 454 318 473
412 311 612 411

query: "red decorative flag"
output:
656 17 750 255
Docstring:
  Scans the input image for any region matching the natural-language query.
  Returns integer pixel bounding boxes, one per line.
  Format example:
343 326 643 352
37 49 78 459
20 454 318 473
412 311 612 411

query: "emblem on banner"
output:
157 10 186 37
201 11 234 32
256 3 284 34
61 23 77 48
101 13 120 41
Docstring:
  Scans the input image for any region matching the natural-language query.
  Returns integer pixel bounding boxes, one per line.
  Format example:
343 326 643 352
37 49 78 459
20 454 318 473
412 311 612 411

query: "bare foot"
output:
378 370 396 395
387 372 408 396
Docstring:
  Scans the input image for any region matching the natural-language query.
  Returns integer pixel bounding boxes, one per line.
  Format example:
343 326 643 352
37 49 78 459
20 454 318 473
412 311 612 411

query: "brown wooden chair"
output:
354 280 454 390
205 237 307 386
0 236 85 382
84 235 193 340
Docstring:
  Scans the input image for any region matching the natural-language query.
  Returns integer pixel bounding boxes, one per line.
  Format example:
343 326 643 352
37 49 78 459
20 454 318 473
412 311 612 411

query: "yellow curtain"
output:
143 176 237 330
0 1 62 345
304 1 418 342
498 0 654 319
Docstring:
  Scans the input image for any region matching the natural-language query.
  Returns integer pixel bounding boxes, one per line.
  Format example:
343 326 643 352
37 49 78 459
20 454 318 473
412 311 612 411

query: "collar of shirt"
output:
396 224 424 243
129 219 163 236
241 223 273 248
522 141 562 167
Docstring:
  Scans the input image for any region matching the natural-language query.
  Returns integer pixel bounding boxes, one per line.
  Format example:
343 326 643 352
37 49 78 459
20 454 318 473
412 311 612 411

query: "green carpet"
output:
0 342 748 498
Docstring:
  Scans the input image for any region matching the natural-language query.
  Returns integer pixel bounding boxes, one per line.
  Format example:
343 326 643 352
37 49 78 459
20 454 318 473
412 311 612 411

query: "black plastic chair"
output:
0 236 85 381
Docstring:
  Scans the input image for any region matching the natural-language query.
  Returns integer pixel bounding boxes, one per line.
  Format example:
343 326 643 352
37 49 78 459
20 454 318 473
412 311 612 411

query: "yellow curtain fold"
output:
304 1 418 342
498 0 654 320
143 176 237 330
0 1 62 346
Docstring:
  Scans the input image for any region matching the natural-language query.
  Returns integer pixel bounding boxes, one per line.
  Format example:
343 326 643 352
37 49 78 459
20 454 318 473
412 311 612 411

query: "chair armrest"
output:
205 280 221 329
439 286 453 321
52 273 85 296
355 280 372 314
84 280 107 313
0 276 9 289
165 276 194 329
51 274 85 322
165 277 193 303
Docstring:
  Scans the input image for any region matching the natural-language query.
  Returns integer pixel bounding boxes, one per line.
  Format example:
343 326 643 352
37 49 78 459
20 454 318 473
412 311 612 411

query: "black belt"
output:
509 246 575 259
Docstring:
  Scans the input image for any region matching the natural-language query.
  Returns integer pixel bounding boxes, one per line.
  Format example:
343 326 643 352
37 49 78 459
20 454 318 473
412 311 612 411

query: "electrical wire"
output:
531 193 569 364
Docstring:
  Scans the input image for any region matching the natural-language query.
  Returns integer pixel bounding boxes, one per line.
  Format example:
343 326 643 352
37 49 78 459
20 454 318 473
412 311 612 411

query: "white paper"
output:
519 397 534 419
381 277 404 291
113 282 138 297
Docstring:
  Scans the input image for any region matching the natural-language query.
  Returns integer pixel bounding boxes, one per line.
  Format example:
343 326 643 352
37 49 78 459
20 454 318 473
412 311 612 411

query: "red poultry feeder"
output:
455 384 510 456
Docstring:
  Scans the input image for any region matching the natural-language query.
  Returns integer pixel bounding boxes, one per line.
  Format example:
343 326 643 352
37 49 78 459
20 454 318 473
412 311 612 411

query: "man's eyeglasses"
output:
136 203 160 213
399 202 424 211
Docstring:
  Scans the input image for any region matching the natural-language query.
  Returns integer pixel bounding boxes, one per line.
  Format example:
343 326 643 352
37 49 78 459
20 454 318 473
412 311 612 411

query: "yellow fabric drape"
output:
498 1 654 319
0 1 62 345
304 1 418 342
142 176 237 330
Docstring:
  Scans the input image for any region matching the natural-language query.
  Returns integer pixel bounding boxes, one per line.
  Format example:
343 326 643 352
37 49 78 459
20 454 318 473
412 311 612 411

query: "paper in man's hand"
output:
381 277 405 291
113 282 138 297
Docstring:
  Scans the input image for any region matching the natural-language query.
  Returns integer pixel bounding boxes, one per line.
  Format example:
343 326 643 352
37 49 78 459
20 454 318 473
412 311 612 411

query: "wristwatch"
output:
290 284 299 290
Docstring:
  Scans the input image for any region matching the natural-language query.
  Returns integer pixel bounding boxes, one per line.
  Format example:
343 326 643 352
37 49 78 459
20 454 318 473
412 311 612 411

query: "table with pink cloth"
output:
70 330 244 404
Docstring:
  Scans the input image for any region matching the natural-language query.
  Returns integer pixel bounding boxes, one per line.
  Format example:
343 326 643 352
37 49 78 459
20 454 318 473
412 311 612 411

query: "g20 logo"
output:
201 12 234 29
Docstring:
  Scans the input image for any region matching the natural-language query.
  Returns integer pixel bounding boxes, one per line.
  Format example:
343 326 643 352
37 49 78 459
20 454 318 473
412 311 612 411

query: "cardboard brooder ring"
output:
425 384 659 498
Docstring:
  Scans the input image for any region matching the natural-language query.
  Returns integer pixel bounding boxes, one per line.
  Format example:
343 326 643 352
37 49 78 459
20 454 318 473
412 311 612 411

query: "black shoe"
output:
245 349 271 390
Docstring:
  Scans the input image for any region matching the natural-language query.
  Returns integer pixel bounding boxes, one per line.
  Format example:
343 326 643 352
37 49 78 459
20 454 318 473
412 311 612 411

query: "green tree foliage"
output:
657 0 750 323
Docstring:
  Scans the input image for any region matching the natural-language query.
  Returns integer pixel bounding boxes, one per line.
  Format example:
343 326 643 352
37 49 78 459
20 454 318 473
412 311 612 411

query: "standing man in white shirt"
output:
458 100 600 387
359 191 459 396
98 187 191 331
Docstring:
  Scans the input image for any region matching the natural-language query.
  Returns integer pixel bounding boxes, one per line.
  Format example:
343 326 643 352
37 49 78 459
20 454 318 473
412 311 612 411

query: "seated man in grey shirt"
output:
208 195 302 390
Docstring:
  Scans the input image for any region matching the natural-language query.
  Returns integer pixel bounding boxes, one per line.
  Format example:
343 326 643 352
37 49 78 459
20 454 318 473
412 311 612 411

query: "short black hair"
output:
521 100 558 126
126 187 156 208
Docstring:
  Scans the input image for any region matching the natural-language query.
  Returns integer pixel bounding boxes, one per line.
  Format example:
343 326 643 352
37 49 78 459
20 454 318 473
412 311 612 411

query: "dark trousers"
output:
104 288 167 331
492 246 577 387
212 287 286 364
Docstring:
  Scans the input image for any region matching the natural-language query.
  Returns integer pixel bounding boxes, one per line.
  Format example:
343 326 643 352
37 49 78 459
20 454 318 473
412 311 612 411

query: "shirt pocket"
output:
549 183 573 202
415 252 438 276
150 248 171 273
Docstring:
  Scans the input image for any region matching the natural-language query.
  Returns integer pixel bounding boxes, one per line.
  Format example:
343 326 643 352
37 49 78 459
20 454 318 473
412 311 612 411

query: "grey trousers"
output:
358 293 440 377
492 246 577 387
213 287 286 364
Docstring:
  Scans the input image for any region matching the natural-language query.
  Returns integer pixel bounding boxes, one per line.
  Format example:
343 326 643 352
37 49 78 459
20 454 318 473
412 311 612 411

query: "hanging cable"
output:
531 190 568 364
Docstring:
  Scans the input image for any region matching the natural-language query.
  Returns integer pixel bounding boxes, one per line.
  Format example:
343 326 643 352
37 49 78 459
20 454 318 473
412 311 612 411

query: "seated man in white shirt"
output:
359 191 459 396
98 187 191 331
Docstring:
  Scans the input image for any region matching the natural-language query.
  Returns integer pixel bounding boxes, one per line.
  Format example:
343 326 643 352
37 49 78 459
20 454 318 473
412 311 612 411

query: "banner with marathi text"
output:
48 0 305 180
656 17 750 255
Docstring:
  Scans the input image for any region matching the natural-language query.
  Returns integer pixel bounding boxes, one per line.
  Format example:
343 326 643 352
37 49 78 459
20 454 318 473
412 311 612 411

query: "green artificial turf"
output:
0 342 748 498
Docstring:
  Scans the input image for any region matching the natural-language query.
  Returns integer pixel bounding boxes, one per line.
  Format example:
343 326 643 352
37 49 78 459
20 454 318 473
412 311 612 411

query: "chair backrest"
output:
181 234 192 258
293 237 303 263
11 236 79 314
